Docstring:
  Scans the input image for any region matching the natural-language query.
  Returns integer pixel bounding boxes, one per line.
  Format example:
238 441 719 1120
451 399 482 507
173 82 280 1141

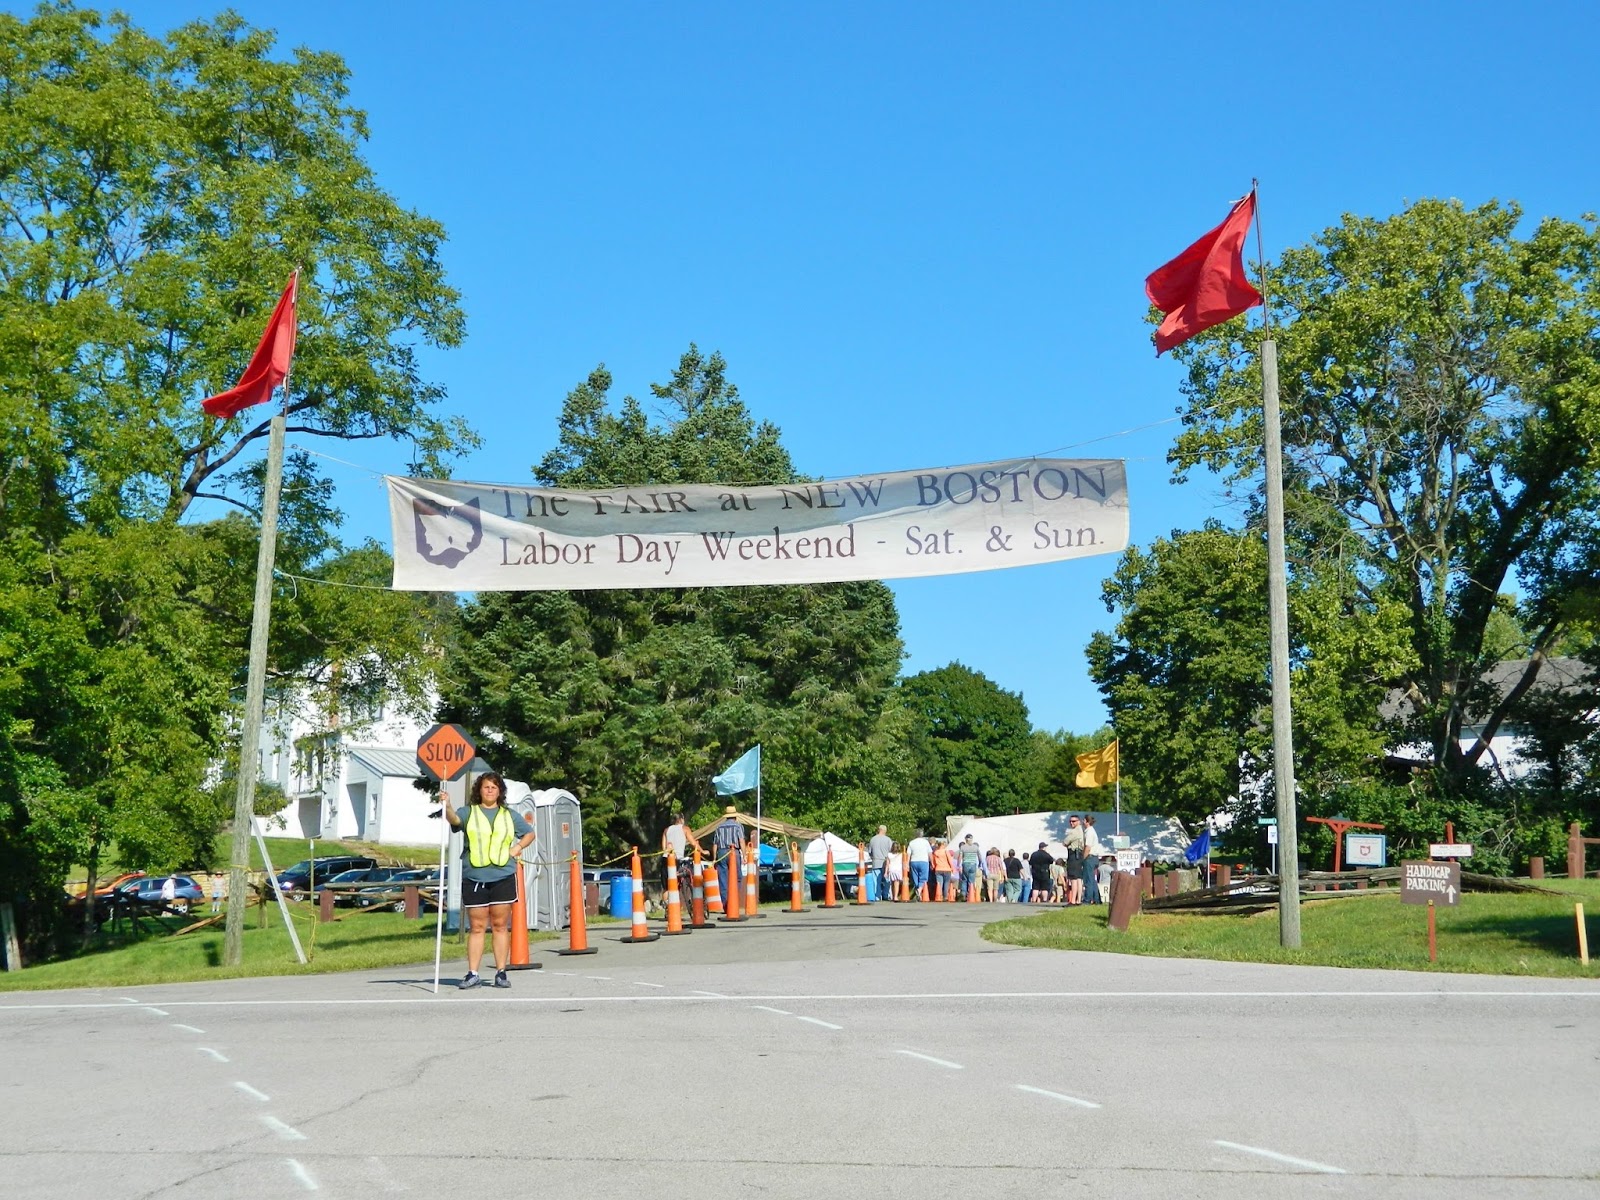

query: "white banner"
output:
386 457 1129 592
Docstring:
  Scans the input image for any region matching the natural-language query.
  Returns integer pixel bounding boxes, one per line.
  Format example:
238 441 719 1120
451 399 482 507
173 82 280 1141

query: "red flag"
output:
202 273 298 418
1145 193 1261 355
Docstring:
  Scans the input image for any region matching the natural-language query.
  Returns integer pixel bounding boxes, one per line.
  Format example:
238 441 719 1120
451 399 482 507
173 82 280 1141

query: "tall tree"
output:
442 348 908 852
1164 199 1600 781
898 662 1034 823
0 5 468 952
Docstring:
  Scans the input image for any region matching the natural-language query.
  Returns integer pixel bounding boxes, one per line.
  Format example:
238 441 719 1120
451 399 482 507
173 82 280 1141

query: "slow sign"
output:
416 723 477 782
1400 860 1460 907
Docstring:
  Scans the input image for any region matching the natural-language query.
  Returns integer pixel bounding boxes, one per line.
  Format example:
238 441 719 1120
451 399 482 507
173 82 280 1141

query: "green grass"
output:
982 879 1600 978
0 903 554 993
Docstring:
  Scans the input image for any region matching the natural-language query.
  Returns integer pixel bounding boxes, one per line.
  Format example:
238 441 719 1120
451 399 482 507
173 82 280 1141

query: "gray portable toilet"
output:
510 787 582 932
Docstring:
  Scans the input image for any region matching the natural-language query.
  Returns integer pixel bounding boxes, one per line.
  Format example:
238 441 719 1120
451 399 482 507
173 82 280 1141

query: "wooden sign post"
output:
1401 860 1460 963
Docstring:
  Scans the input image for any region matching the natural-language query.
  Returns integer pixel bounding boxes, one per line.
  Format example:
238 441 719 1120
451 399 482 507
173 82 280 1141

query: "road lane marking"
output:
585 975 611 981
8 989 1600 1012
1213 1140 1346 1174
144 1007 170 1016
897 1049 962 1069
199 1048 229 1063
262 1115 308 1141
794 1015 843 1030
1016 1083 1100 1108
286 1158 319 1191
234 1081 270 1102
751 1005 793 1016
632 981 665 988
173 1024 205 1034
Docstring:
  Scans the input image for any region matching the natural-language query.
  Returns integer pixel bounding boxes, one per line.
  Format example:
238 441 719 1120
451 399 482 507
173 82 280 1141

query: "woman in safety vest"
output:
443 772 534 989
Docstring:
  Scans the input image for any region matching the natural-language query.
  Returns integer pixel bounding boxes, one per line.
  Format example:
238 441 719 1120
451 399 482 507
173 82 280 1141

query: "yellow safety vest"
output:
466 805 515 868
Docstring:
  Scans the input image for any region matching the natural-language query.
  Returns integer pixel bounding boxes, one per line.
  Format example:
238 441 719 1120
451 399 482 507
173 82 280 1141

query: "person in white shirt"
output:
906 831 932 901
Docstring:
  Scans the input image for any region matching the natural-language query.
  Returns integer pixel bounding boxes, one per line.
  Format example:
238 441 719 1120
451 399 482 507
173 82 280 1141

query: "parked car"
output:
103 874 205 917
314 866 412 907
378 867 441 912
271 856 377 898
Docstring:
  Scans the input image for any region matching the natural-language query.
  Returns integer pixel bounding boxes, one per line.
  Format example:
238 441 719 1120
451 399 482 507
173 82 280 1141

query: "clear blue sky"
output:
62 1 1600 733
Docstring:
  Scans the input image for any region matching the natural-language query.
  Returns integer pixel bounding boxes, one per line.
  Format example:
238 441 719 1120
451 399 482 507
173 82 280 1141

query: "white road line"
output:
144 1007 170 1016
585 975 611 981
173 1024 205 1034
262 1115 308 1141
121 997 140 1004
286 1158 319 1191
1213 1140 1346 1174
198 1048 229 1063
547 970 574 976
8 989 1599 1012
750 1005 793 1016
897 1049 962 1069
1016 1083 1100 1108
632 981 665 988
794 1015 843 1030
234 1081 270 1102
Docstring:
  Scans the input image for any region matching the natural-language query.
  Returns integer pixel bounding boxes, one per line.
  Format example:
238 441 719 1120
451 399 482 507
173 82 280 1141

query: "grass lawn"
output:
0 903 555 993
982 879 1600 978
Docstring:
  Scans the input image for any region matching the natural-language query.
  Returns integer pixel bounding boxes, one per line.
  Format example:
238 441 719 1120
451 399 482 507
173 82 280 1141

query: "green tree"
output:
1164 199 1600 783
442 348 908 853
898 662 1034 823
0 6 468 953
1031 725 1146 813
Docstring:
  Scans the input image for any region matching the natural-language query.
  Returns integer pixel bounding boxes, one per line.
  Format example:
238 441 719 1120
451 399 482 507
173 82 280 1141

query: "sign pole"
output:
1427 899 1437 963
432 788 449 993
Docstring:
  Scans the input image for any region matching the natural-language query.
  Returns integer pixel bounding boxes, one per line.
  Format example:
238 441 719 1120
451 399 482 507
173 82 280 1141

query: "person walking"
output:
660 812 702 885
1028 842 1054 903
958 834 982 901
160 874 177 912
210 875 223 915
930 839 953 902
906 830 932 901
1063 816 1086 905
712 806 745 907
984 846 1004 901
882 844 905 901
868 825 893 902
443 772 534 990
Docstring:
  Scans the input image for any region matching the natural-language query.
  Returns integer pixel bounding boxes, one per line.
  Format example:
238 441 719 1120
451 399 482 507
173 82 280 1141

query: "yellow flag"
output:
1074 739 1118 788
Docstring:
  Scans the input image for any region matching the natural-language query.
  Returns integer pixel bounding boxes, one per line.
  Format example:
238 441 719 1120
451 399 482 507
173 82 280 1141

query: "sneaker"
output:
493 970 510 989
457 971 481 990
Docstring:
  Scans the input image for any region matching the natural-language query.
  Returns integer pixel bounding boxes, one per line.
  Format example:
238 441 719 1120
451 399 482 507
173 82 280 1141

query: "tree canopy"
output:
898 662 1035 821
441 348 911 852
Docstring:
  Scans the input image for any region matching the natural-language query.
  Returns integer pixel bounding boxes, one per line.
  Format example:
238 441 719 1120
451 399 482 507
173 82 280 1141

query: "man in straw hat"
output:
712 805 744 910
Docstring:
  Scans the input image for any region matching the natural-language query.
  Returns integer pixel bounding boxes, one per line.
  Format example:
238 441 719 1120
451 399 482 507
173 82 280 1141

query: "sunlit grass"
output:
983 879 1600 978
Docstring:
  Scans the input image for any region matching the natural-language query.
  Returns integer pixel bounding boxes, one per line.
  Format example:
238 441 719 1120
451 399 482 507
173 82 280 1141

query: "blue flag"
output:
713 745 760 795
1183 827 1211 865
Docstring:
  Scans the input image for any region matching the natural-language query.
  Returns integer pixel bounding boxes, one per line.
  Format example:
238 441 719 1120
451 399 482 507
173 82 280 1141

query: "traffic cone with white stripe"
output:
662 849 690 935
743 843 765 918
704 848 724 915
688 847 715 929
856 843 869 905
619 847 659 944
788 841 808 912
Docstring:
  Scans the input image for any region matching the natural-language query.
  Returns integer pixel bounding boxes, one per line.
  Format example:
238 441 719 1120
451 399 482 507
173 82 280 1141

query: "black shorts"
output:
462 875 517 908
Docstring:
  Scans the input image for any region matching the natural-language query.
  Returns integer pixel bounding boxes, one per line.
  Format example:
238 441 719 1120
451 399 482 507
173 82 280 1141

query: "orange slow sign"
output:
416 723 477 782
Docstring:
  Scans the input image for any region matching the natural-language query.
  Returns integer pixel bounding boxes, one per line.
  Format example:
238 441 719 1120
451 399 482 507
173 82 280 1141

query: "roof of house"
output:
1380 656 1593 724
346 746 424 780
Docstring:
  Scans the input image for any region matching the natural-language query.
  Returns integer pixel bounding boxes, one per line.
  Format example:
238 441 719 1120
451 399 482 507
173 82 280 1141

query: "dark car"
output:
314 866 411 907
104 874 205 917
271 856 377 898
376 867 441 912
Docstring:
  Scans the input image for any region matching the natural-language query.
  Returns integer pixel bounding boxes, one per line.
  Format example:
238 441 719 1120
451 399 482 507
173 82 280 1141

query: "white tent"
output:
802 831 865 878
946 810 1191 863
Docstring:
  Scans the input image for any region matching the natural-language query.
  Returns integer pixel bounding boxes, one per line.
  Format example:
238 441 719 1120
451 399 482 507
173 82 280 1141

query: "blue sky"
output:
56 1 1600 733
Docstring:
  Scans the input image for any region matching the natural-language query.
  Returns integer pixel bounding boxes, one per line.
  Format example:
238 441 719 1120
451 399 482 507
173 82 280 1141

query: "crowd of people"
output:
865 815 1116 905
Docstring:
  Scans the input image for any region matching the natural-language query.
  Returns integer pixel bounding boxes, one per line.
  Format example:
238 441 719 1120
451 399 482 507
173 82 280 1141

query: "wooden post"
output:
1216 864 1232 888
403 885 420 919
318 889 335 923
1578 904 1589 966
1569 822 1584 880
0 902 21 971
1427 900 1437 963
1139 862 1153 900
1529 857 1544 880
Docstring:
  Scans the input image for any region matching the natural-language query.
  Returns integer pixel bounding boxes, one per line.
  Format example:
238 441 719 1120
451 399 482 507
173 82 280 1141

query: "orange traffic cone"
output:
820 843 842 908
856 843 869 905
743 843 765 918
719 847 744 923
662 850 690 935
704 849 724 915
898 851 910 901
555 851 598 956
619 847 659 944
505 856 542 970
788 841 808 912
688 848 715 929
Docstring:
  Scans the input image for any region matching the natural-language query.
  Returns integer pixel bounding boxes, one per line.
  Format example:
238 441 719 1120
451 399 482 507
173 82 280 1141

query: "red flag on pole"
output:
1145 193 1261 355
202 273 298 418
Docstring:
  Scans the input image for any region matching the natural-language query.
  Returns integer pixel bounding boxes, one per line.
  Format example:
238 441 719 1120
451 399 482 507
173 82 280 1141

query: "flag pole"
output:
1251 182 1302 949
223 269 299 969
1114 737 1121 837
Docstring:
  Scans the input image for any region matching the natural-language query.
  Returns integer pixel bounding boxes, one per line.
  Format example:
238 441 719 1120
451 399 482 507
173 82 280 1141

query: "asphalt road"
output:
3 903 1598 1199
